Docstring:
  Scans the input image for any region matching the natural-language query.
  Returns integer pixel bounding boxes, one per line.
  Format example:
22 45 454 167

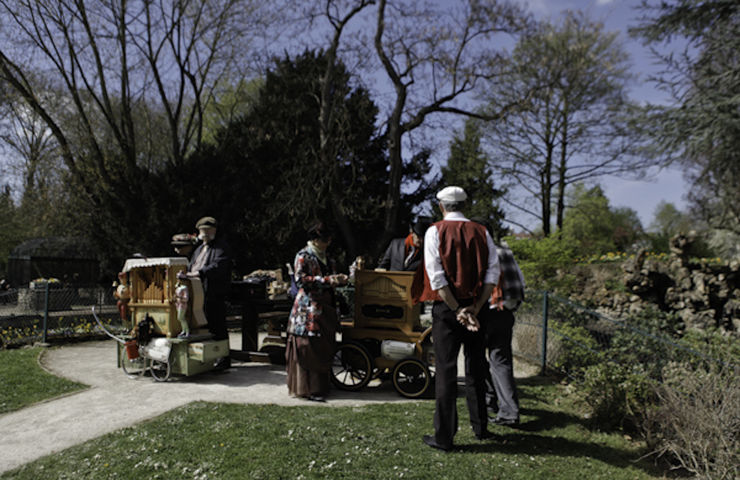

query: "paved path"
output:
0 335 537 473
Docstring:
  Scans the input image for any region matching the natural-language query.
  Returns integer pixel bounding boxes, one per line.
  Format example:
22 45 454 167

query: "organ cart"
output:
331 268 435 398
94 257 229 381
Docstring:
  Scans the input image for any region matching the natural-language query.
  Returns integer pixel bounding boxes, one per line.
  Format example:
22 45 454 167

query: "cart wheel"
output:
149 359 171 382
392 358 432 399
331 342 373 391
121 354 147 378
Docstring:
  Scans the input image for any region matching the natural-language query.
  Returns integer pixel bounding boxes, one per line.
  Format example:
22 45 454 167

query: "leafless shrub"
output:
647 362 739 480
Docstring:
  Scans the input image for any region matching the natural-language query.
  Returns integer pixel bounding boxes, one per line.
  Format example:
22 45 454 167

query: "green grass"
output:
0 347 87 414
2 377 673 480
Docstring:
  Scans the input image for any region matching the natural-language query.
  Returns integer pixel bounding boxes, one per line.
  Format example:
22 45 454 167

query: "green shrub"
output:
505 235 578 292
549 321 603 375
579 362 656 432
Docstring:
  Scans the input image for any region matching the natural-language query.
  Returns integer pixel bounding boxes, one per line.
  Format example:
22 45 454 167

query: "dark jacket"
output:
188 236 232 297
378 236 421 272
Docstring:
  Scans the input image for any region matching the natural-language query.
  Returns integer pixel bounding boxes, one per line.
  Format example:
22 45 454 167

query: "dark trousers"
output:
432 301 488 447
482 308 519 420
204 295 228 341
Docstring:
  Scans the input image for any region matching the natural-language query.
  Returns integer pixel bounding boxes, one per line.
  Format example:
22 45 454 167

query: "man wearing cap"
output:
187 216 232 369
377 219 431 271
171 233 198 259
420 186 500 451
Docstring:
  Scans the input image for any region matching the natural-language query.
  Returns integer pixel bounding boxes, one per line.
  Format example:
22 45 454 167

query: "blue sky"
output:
508 0 689 229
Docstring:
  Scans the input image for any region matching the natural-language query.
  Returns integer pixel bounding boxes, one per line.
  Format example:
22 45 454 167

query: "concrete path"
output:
0 335 537 473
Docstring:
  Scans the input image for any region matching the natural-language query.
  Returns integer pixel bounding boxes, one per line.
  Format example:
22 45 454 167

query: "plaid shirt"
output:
493 245 525 310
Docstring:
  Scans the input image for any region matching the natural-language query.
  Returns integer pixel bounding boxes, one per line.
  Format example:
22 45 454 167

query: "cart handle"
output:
92 306 127 344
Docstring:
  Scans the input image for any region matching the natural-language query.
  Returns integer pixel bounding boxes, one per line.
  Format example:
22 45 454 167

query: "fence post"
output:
42 281 50 344
540 290 549 375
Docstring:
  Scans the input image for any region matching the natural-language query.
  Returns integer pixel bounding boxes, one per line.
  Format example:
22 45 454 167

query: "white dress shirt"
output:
423 211 500 292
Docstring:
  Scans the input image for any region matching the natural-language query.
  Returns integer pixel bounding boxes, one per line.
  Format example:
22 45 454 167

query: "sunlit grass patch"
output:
0 347 87 414
3 379 674 480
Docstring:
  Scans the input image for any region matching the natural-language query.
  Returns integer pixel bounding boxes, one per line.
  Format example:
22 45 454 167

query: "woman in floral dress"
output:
286 222 348 401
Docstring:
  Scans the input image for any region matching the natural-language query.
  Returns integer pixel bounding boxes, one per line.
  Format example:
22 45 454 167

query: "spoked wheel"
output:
331 342 373 391
392 357 432 399
148 358 171 382
120 353 147 378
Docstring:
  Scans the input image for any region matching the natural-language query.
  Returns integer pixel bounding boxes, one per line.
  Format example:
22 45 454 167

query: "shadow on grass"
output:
458 432 668 476
446 375 676 478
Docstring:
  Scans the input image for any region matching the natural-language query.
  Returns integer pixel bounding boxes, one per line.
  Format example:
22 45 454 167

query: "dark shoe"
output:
490 416 519 426
213 357 231 371
475 430 494 440
423 434 451 452
308 395 326 402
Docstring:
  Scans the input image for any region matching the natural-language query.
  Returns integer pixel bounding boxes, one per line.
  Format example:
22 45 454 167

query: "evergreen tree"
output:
174 50 389 271
441 119 507 241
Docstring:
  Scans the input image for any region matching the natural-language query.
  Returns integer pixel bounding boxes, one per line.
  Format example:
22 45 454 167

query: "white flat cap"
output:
436 186 467 202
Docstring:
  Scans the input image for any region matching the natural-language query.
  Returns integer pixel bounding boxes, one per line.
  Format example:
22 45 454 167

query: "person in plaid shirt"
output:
476 227 525 426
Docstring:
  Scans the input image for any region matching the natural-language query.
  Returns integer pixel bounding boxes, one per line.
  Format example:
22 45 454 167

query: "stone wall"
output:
620 233 739 331
567 233 739 333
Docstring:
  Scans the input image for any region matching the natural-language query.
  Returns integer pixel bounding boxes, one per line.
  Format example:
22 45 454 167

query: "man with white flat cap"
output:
420 186 500 451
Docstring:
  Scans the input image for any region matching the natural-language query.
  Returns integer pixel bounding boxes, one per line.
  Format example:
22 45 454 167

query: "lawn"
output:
1 372 674 479
0 347 87 414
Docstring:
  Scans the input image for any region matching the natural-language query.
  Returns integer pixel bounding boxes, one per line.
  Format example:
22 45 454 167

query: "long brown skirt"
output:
285 335 331 398
285 310 338 398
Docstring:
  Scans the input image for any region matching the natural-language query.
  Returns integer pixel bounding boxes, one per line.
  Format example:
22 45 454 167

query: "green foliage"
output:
579 363 656 432
560 184 643 256
550 321 603 375
631 0 740 236
505 235 577 291
0 347 86 414
646 201 693 253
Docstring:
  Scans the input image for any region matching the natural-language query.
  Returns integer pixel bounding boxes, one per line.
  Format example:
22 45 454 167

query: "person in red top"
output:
420 186 500 451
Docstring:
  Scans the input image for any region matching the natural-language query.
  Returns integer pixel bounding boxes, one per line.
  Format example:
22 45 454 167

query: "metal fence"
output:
512 290 735 379
0 282 121 347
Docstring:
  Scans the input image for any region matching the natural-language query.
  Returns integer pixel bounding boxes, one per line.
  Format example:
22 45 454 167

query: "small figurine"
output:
113 272 131 323
174 279 190 338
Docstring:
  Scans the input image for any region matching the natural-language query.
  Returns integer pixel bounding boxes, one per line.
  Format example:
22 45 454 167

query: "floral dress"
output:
287 247 335 337
285 245 339 398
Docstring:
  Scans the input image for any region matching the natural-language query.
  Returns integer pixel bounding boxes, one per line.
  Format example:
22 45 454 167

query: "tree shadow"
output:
457 432 673 477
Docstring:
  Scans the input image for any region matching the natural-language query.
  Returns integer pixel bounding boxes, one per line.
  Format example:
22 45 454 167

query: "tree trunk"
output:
380 88 406 251
556 115 569 234
541 145 553 236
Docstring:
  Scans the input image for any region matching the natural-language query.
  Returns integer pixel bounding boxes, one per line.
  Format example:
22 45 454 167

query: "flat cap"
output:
436 186 467 202
195 216 218 229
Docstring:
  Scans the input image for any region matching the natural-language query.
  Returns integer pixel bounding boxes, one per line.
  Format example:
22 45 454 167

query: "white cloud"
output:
596 0 616 5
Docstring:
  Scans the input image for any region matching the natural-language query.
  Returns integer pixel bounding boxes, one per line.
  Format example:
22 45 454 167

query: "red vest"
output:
411 220 489 303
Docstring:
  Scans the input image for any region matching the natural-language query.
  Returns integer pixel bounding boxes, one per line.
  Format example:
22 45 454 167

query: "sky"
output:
505 0 689 230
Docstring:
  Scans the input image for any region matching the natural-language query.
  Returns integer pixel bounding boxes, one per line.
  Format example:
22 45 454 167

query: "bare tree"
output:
315 0 375 257
0 0 279 256
372 0 532 247
480 11 645 236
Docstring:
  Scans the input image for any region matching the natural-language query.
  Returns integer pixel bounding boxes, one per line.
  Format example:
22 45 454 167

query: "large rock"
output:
615 233 739 333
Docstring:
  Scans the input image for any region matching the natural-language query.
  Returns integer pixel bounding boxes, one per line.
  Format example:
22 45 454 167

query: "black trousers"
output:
431 301 488 447
482 308 519 420
204 295 228 341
